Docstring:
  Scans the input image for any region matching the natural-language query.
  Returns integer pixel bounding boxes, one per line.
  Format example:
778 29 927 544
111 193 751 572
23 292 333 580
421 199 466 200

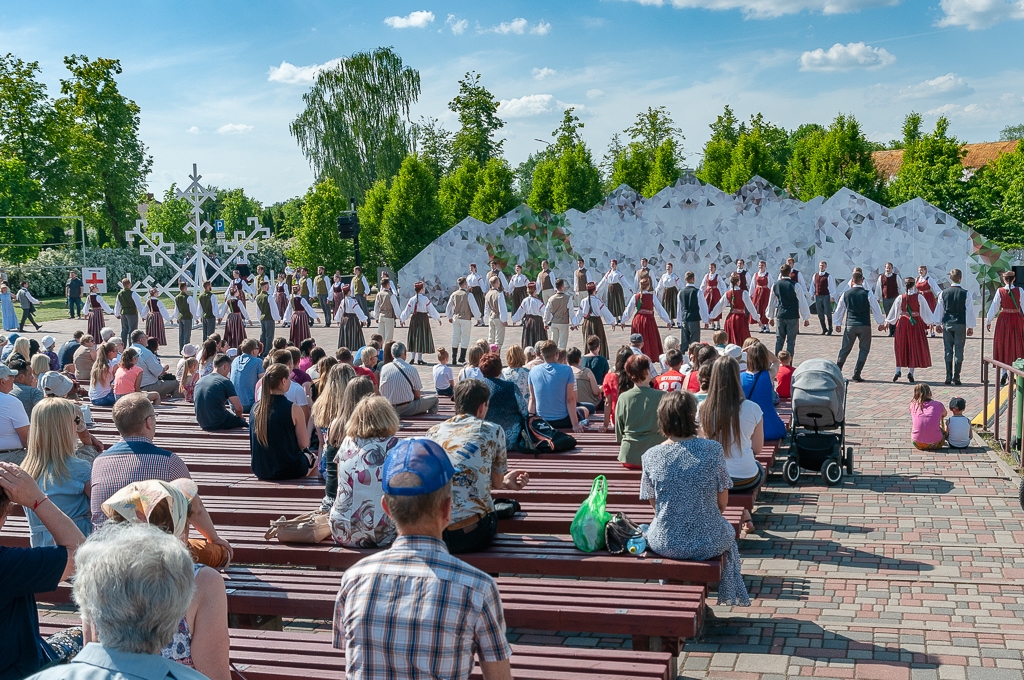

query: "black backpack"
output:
519 415 577 454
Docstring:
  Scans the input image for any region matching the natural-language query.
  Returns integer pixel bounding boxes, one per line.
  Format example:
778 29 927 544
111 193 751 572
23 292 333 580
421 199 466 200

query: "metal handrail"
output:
981 357 1024 466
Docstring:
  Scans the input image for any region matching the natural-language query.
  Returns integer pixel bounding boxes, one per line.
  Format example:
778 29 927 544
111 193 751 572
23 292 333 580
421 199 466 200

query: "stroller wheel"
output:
822 459 843 486
845 447 854 475
783 458 801 485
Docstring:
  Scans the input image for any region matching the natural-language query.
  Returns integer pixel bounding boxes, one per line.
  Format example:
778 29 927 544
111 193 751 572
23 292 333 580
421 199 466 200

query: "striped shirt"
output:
89 437 191 528
333 535 512 679
379 359 422 406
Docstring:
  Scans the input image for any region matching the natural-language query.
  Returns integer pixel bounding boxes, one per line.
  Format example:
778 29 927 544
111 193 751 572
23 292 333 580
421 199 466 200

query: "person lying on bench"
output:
334 438 514 680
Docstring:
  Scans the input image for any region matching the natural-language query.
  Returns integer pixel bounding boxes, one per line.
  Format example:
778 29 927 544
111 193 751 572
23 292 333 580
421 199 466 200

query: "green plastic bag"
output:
570 476 612 552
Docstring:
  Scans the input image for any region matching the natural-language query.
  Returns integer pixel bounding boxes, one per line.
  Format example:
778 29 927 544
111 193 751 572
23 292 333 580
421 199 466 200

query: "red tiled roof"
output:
871 140 1020 180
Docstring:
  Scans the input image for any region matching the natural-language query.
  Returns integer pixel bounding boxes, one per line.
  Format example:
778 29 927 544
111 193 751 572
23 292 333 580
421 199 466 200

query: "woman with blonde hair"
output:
310 363 356 463
6 336 31 364
179 357 200 404
501 344 530 401
328 395 401 547
322 376 376 510
250 363 314 480
89 341 118 407
21 398 92 546
31 353 51 390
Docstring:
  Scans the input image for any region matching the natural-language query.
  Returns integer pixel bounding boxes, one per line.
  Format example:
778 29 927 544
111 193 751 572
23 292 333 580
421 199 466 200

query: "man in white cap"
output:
0 364 29 463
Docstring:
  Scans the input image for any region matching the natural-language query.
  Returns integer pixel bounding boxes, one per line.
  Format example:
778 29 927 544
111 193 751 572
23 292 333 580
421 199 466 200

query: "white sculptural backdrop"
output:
126 164 269 297
399 173 1010 307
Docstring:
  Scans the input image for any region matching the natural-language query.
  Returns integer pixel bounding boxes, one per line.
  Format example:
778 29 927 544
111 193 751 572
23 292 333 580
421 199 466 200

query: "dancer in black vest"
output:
933 268 975 385
833 271 886 382
812 261 835 335
875 262 900 337
676 271 709 348
767 264 810 356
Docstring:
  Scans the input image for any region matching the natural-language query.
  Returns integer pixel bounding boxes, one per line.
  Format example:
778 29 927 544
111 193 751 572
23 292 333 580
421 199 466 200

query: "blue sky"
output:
2 0 1023 204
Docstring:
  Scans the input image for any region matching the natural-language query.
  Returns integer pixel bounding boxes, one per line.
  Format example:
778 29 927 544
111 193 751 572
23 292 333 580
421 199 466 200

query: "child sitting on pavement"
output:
945 397 972 449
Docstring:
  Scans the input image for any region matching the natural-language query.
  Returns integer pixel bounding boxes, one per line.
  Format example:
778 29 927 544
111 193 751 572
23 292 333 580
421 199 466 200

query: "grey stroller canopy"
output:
791 358 846 427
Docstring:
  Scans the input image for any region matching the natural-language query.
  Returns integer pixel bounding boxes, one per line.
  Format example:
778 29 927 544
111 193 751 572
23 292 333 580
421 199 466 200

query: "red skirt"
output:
225 313 247 349
993 312 1024 365
631 310 663 359
146 314 167 346
87 310 104 340
289 310 311 345
921 291 937 313
752 286 770 321
894 316 931 368
724 311 750 347
275 292 288 317
705 288 722 321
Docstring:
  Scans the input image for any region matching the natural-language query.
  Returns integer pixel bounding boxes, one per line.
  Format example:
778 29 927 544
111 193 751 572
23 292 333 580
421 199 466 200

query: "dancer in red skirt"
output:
751 261 772 333
143 288 171 347
916 265 941 338
986 270 1024 378
701 262 724 330
223 286 250 349
885 277 935 383
284 285 318 345
622 274 671 360
710 273 760 347
274 273 289 324
85 284 112 340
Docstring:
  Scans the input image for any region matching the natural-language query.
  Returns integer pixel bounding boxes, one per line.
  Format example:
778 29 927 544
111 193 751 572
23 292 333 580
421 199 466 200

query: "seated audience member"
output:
34 522 211 680
354 346 379 387
568 347 602 410
322 377 376 510
580 335 610 385
30 354 50 391
179 357 199 404
311 363 356 463
89 393 232 567
458 345 485 382
305 347 328 380
615 355 665 469
100 479 231 680
696 363 713 404
379 342 439 417
712 330 729 350
333 438 513 679
256 349 310 422
58 331 84 369
741 342 787 441
640 390 750 606
528 340 584 432
130 330 176 399
501 345 531 401
479 352 528 449
0 364 30 464
910 383 947 451
39 336 59 372
298 338 317 371
72 335 96 383
381 340 395 366
775 350 794 399
329 396 400 548
653 348 686 393
6 336 31 365
88 342 118 407
309 356 339 403
428 380 529 554
601 346 633 434
685 344 721 393
194 354 247 431
629 333 645 356
113 348 160 405
946 397 972 449
250 363 314 480
39 372 104 459
0 461 86 678
524 345 538 366
10 358 43 419
289 346 311 387
433 347 454 398
742 336 779 382
229 339 264 412
659 335 681 372
699 356 764 534
175 343 199 382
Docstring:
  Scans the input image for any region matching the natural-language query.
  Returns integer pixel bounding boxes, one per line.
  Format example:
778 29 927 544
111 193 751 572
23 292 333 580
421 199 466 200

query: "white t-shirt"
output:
946 414 971 448
0 391 30 450
254 379 308 407
433 364 453 390
698 398 763 480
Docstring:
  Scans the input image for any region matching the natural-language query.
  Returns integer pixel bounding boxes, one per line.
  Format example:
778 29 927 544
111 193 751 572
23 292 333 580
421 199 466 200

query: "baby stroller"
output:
783 358 853 486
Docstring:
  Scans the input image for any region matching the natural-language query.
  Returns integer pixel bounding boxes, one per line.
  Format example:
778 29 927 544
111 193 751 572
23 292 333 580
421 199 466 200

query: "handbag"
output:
604 512 642 555
265 511 330 543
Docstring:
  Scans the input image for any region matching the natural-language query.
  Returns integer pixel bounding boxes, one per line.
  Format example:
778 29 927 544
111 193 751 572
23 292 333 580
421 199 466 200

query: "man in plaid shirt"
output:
333 438 513 679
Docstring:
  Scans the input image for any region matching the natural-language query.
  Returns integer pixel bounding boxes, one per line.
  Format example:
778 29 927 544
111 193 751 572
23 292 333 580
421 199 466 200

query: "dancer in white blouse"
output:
512 282 548 347
655 262 681 327
709 274 761 347
372 278 401 345
284 287 319 346
597 259 633 323
506 263 530 319
466 264 486 326
142 288 173 347
333 284 368 351
400 281 442 365
915 265 942 338
572 257 595 304
700 263 726 331
572 281 616 359
633 257 652 291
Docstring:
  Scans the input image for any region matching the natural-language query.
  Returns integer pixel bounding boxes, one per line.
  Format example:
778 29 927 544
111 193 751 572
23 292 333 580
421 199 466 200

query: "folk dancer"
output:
445 277 481 365
85 284 113 341
543 279 574 351
572 281 615 359
886 277 935 383
751 261 772 333
284 285 318 345
487 261 509 297
767 264 811 357
916 265 942 338
330 272 345 327
466 264 486 326
352 266 371 325
274 273 290 325
196 282 221 342
373 278 400 346
536 260 556 304
986 270 1024 385
222 286 250 350
572 257 594 305
934 268 975 386
710 273 760 347
400 281 442 365
655 262 681 326
597 259 633 324
700 262 724 331
733 259 750 293
231 270 254 304
113 279 144 347
512 282 547 348
507 264 530 318
677 271 709 348
253 280 279 357
284 259 296 290
253 264 270 289
334 284 368 351
784 257 809 295
623 274 672 359
812 261 835 335
833 270 886 382
315 266 332 327
483 276 509 351
875 262 900 337
143 288 172 347
633 257 652 292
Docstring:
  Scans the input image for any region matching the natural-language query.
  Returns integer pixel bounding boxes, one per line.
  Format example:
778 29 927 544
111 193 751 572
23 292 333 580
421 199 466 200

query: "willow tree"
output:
290 47 420 204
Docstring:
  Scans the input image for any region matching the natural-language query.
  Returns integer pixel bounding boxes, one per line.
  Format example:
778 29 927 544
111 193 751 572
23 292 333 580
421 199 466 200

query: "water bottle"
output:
626 535 646 555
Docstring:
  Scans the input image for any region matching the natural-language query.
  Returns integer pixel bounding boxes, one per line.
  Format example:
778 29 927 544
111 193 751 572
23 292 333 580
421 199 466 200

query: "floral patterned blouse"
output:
329 436 399 548
501 366 531 401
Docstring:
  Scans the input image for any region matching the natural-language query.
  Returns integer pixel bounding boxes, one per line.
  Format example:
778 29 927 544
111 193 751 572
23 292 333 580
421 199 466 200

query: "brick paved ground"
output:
31 311 1024 678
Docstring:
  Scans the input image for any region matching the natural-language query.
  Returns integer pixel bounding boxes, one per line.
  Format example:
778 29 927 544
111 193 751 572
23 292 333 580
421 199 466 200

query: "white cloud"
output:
446 14 468 34
498 94 555 117
217 123 254 134
532 67 557 80
267 58 341 84
799 42 896 71
587 89 606 98
622 0 896 18
185 126 199 134
531 20 552 34
384 10 435 28
936 0 1024 29
898 73 974 99
487 17 529 34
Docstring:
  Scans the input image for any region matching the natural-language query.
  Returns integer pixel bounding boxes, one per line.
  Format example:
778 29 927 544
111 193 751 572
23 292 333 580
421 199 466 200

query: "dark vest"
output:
198 291 215 318
813 272 830 296
940 286 968 325
174 294 193 320
255 293 273 321
680 286 702 322
880 273 899 299
116 290 137 315
844 287 871 326
773 279 800 320
538 270 554 291
352 276 366 296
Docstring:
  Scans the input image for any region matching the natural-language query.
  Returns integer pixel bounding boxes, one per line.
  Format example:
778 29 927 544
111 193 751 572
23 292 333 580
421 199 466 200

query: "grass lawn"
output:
27 296 84 323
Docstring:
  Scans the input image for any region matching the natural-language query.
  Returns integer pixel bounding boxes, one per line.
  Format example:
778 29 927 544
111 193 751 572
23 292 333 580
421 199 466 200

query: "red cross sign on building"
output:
83 268 107 294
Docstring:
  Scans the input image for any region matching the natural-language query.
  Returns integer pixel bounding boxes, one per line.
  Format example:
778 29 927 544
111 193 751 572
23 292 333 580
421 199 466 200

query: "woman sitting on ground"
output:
479 352 528 449
112 348 160 405
910 383 947 450
640 390 750 606
250 363 314 481
614 355 665 469
321 377 377 510
741 342 787 441
88 341 118 407
698 355 764 534
501 344 531 401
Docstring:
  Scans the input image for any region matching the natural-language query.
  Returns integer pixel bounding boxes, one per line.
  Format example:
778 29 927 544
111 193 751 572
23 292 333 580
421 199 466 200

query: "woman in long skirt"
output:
0 284 18 332
274 275 289 321
223 288 250 349
143 289 171 347
85 285 112 339
333 284 367 350
508 264 529 317
886 277 934 383
512 282 547 347
751 263 772 333
286 286 318 346
573 282 616 359
710 274 760 347
986 270 1024 374
622 276 672 360
702 265 723 331
657 264 680 324
400 281 442 365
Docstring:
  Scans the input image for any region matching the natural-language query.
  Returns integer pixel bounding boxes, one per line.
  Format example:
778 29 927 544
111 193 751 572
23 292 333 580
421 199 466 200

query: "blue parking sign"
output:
215 219 225 237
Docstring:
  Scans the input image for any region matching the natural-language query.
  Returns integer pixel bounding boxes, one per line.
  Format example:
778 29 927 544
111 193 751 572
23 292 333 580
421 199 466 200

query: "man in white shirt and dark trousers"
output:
933 268 975 386
379 342 439 417
16 281 41 332
832 271 886 382
676 271 709 348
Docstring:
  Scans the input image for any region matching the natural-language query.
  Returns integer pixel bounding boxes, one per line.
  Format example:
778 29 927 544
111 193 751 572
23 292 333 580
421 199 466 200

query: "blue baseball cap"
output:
382 438 455 496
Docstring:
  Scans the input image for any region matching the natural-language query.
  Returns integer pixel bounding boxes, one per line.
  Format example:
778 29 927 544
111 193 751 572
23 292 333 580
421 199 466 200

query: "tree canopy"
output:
289 178 353 273
449 72 504 165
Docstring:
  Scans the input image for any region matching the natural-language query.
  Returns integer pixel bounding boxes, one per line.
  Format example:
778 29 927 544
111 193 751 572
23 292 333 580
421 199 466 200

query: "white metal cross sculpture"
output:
125 163 270 297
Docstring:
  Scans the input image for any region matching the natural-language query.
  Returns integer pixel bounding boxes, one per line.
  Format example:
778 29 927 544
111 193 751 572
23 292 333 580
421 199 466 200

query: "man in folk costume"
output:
916 265 942 338
543 279 574 351
623 274 671 360
113 278 145 347
572 257 594 305
196 281 221 342
253 279 279 357
986 270 1024 385
507 264 530 320
767 264 811 357
222 285 250 350
466 263 486 326
373 278 400 345
751 260 772 333
832 271 886 383
655 262 680 327
536 259 556 304
709 273 760 347
85 284 113 342
488 261 509 296
284 284 318 345
512 282 547 348
334 283 368 351
231 269 254 303
254 264 269 289
274 273 290 325
885 276 935 383
812 261 836 336
352 266 371 326
445 277 480 365
934 268 976 386
483 276 509 352
400 281 442 365
700 262 724 331
784 257 809 295
597 259 633 324
572 281 615 359
875 262 900 337
676 271 709 348
633 257 652 293
143 288 172 348
315 266 332 327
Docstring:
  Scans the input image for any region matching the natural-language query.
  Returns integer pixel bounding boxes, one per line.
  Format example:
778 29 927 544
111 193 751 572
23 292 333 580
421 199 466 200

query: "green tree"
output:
552 143 603 213
527 158 556 213
379 154 442 269
999 124 1024 142
724 126 783 192
413 116 453 180
264 197 305 238
886 113 969 220
609 144 652 192
643 138 682 197
696 108 788 192
786 114 880 201
449 72 504 165
0 154 42 261
290 47 420 205
625 105 684 158
697 105 743 188
219 188 263 235
514 149 552 203
606 106 685 194
143 184 193 243
967 143 1024 247
470 158 517 223
437 158 479 227
552 108 585 152
289 178 352 273
357 178 390 269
